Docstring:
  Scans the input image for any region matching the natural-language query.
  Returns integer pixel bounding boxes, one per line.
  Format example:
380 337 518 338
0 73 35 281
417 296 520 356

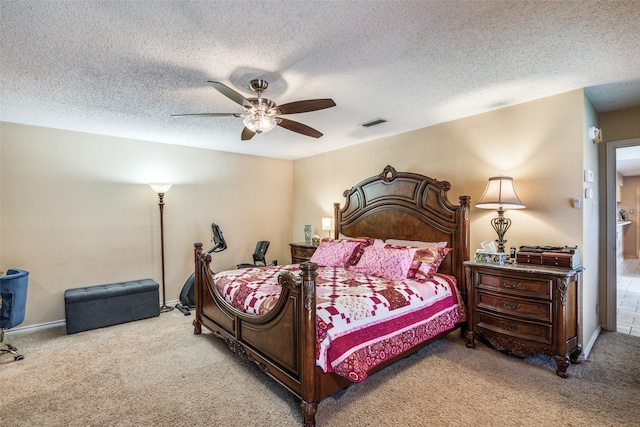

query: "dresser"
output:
289 242 318 264
464 261 583 378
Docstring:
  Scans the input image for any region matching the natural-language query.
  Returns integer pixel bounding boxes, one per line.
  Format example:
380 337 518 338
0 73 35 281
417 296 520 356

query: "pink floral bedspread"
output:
212 265 466 383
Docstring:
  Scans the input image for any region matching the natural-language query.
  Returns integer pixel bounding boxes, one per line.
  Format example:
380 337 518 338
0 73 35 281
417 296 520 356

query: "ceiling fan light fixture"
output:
174 79 335 140
243 110 280 134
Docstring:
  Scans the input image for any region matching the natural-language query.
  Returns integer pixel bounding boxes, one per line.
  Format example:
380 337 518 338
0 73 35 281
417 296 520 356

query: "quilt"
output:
212 265 466 382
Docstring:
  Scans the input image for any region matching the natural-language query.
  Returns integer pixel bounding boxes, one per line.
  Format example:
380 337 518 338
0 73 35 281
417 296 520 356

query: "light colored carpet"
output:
2 309 639 426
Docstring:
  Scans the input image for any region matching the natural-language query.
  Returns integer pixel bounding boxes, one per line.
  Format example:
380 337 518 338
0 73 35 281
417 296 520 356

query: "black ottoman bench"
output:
64 278 160 334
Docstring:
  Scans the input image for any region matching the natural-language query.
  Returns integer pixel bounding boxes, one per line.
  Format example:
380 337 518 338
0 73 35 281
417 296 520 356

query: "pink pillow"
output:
310 240 360 267
348 245 417 281
407 247 452 282
322 236 376 267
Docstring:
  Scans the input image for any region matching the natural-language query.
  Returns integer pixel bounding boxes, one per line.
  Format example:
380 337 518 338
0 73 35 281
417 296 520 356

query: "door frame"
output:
636 187 640 259
603 137 640 331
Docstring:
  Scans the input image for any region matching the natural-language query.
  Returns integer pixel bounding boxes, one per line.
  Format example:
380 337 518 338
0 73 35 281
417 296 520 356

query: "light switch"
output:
584 169 594 183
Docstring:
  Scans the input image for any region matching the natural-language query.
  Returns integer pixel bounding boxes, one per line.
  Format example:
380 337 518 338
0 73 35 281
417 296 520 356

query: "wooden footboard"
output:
193 243 332 426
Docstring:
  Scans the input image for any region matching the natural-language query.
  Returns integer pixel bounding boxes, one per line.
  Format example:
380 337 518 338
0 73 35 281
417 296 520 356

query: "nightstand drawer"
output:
477 312 552 345
477 272 552 299
289 242 318 264
477 293 551 322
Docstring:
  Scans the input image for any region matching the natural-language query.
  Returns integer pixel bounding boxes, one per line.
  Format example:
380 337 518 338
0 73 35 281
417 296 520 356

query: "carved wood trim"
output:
212 330 269 375
482 333 555 359
557 277 569 306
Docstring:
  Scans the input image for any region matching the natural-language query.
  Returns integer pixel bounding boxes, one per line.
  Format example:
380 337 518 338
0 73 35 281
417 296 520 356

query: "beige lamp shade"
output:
475 176 525 210
322 217 333 231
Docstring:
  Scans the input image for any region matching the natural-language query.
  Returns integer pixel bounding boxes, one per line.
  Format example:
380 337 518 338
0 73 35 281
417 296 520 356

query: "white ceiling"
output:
1 1 640 160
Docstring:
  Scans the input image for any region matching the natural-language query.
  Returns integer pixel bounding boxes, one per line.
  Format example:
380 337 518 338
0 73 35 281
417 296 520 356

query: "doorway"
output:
605 137 640 333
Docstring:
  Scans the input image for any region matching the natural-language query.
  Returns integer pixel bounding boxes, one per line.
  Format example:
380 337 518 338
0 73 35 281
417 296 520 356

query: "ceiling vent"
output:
362 118 387 128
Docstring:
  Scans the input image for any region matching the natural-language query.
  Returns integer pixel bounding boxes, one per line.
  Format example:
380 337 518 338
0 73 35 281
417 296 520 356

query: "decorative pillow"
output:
310 240 361 267
348 245 417 281
407 247 452 282
323 236 377 267
385 239 447 248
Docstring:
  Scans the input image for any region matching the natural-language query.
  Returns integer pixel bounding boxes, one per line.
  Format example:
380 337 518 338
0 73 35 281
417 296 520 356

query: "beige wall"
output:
0 122 293 327
2 90 621 348
293 90 600 348
601 106 640 142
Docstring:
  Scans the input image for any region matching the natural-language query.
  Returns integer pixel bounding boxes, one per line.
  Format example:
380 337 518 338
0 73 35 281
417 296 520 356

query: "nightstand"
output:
289 242 318 264
464 261 583 378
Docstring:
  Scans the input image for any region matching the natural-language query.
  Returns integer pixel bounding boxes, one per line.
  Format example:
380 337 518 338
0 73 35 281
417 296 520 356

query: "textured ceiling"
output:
1 1 640 160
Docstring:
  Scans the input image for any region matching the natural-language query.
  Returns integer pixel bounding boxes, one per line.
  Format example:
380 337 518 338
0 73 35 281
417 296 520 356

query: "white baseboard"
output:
4 299 180 336
4 319 66 335
579 325 602 361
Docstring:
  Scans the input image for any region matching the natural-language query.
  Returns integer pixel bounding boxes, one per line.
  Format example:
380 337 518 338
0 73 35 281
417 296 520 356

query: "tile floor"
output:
617 258 640 337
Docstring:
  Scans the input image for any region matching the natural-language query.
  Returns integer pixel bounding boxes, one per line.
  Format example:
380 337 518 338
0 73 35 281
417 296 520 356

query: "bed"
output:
192 165 470 426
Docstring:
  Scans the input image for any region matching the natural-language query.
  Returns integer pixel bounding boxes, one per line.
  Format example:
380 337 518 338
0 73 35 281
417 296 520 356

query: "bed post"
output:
193 242 204 335
333 202 340 239
457 195 471 302
299 261 319 427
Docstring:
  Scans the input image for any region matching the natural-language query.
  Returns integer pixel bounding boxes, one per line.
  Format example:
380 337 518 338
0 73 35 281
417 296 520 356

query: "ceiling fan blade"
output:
241 127 256 141
276 99 336 115
277 117 323 138
208 81 253 109
171 113 238 117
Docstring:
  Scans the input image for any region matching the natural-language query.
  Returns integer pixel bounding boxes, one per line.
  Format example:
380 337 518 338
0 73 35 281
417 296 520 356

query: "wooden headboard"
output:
334 165 470 286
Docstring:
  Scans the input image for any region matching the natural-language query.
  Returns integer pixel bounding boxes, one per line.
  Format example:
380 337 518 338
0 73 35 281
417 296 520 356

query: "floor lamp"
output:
149 183 174 313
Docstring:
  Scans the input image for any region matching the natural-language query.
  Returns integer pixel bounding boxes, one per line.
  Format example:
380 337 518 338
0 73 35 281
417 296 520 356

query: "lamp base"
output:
490 209 511 253
160 304 174 313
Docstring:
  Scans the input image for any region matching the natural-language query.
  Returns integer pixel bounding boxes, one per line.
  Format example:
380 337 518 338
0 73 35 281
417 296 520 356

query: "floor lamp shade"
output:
476 176 525 253
149 183 173 312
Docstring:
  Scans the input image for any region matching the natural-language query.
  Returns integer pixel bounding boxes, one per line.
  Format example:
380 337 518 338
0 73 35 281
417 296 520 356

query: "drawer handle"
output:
501 281 520 289
501 301 520 310
501 322 520 331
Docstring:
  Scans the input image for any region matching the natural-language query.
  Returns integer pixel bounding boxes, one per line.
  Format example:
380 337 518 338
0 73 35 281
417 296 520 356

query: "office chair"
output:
237 241 277 269
1 269 29 361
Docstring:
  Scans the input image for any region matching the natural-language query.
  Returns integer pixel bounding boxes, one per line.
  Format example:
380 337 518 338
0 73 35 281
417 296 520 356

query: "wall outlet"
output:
573 197 581 209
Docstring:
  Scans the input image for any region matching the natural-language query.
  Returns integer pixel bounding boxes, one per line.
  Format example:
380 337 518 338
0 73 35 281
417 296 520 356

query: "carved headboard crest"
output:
380 165 398 182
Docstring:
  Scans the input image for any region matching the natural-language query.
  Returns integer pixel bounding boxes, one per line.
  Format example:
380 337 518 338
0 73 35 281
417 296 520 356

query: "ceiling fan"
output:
172 79 336 141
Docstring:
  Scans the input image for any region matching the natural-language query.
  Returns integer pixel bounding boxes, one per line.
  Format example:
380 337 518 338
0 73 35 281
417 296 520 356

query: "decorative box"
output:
516 251 544 265
542 249 581 268
516 246 581 268
475 251 507 265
